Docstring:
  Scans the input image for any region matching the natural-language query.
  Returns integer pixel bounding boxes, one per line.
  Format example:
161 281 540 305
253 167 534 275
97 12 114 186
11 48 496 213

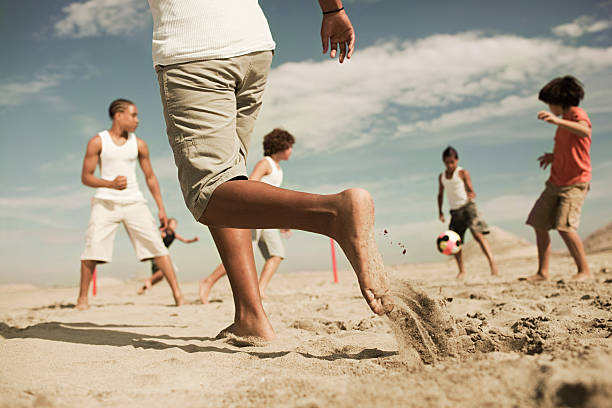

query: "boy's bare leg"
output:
76 260 96 310
153 255 184 306
209 226 275 340
526 228 550 281
258 256 282 299
454 251 466 279
200 181 393 316
559 230 592 281
137 270 164 295
473 231 499 276
199 263 227 304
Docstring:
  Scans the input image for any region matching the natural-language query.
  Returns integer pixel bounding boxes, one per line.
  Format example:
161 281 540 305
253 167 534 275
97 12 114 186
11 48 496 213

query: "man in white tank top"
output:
199 129 295 303
149 0 394 343
77 99 184 310
437 146 498 279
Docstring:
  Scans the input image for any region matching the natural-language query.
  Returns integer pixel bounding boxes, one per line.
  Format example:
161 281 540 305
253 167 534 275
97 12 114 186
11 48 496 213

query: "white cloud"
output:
0 190 91 211
254 32 612 153
0 74 62 107
479 194 536 223
54 0 149 38
552 16 612 38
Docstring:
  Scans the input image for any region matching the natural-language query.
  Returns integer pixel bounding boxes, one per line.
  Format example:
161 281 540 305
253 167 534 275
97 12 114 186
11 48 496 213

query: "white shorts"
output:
81 199 169 263
252 229 285 260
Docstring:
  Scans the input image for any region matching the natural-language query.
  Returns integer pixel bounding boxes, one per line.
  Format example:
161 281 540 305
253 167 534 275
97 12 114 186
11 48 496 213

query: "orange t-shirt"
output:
549 106 592 186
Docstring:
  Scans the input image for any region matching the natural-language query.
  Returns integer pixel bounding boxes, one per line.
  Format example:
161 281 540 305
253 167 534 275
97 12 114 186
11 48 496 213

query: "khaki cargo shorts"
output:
81 199 169 263
252 229 285 260
526 181 589 232
155 51 273 220
449 200 490 241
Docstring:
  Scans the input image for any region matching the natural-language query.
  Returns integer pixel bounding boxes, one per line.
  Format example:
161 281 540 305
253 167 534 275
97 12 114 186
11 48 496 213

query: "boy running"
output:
525 76 592 281
437 146 498 279
199 129 294 303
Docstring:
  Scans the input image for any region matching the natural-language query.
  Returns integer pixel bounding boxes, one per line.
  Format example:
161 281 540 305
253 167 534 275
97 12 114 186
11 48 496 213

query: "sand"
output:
1 240 612 407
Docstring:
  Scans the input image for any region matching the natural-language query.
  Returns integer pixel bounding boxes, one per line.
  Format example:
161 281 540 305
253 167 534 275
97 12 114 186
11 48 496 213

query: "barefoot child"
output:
437 146 498 279
138 218 199 294
199 129 294 303
525 76 592 282
77 99 184 309
148 0 392 342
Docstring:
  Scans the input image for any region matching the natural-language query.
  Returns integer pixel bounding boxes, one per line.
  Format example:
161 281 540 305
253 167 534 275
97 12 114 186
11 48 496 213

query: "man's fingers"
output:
322 34 329 54
339 41 347 63
347 32 355 59
330 42 337 59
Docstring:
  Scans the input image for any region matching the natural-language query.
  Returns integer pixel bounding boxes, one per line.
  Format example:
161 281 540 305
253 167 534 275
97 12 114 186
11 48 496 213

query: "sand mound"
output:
462 225 535 260
583 220 612 254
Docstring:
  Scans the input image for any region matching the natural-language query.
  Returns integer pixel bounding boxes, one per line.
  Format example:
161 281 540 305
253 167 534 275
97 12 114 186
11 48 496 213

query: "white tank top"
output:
441 166 468 210
94 131 145 203
148 0 276 66
259 156 283 187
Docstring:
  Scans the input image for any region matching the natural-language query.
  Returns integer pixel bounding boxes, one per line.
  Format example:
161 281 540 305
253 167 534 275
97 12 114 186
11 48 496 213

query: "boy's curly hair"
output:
263 128 295 156
108 98 135 119
538 76 584 108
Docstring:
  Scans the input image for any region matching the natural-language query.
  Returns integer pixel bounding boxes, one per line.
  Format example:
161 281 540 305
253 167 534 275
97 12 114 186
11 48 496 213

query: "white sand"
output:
1 242 611 407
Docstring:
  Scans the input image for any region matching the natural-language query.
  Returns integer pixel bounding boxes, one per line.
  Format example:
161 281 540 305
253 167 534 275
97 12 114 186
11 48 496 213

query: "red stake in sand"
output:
330 238 338 283
92 268 97 296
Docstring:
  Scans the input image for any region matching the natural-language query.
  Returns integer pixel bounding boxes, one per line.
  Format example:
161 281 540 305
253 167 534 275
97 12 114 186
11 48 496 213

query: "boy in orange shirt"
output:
525 76 592 281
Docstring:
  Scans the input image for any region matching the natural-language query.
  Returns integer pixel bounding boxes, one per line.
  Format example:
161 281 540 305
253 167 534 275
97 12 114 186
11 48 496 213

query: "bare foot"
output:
173 292 185 307
137 279 152 295
570 272 593 281
331 189 394 316
525 273 548 282
76 297 89 310
216 315 275 342
199 279 213 304
456 273 465 280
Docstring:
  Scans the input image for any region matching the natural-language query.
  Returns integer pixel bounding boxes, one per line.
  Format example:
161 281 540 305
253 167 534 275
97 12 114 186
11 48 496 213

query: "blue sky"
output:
1 0 611 285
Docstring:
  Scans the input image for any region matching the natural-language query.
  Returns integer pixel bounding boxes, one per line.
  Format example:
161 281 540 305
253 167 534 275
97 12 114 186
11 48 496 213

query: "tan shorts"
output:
526 181 589 232
156 51 273 220
252 229 285 260
80 199 169 263
449 201 489 240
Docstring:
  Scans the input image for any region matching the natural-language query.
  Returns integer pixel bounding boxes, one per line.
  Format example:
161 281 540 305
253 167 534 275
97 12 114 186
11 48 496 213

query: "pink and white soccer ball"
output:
437 230 462 255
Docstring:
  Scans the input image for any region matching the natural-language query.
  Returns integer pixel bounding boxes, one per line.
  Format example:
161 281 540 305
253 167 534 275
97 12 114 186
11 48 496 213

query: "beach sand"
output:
1 231 612 407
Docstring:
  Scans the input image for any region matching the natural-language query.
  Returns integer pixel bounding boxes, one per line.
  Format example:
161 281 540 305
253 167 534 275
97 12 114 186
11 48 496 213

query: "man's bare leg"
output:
76 260 97 310
199 263 227 304
200 181 393 317
559 230 592 281
209 226 275 340
525 228 550 281
258 256 282 299
137 270 164 295
473 231 499 276
153 255 184 306
454 251 466 279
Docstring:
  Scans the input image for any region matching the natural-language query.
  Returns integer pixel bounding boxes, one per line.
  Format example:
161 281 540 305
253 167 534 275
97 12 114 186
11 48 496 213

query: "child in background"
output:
437 146 498 279
525 76 592 281
138 218 198 294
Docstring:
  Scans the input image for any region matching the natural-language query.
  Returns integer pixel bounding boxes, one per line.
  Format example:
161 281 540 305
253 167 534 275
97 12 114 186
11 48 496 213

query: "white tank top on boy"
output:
147 0 276 66
260 156 283 187
94 130 145 203
441 166 468 210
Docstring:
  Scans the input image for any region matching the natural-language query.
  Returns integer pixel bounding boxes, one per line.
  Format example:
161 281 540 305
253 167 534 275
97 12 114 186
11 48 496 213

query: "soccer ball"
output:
437 230 462 255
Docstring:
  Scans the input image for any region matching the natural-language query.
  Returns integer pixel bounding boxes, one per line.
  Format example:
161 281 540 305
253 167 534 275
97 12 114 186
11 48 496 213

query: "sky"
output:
0 0 611 286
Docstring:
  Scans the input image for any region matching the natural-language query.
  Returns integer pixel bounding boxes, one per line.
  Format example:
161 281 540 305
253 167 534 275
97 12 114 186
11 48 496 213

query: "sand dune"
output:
1 249 611 407
461 225 536 261
584 220 612 254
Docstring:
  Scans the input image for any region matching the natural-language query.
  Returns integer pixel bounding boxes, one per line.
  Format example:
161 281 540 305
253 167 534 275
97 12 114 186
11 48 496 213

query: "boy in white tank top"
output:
199 129 295 303
77 99 184 309
437 146 498 279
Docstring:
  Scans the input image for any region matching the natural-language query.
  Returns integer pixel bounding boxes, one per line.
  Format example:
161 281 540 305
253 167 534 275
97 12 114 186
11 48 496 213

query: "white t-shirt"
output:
440 166 468 210
260 156 283 187
94 131 145 203
148 0 276 66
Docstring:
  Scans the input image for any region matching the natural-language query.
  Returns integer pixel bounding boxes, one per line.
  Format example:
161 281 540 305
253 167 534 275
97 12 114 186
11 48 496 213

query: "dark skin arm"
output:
459 169 476 200
174 232 199 244
137 138 168 230
437 174 445 222
81 135 126 189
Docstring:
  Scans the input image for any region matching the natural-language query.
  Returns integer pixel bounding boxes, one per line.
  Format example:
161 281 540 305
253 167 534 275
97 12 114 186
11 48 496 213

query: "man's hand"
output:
111 176 127 190
439 213 445 223
321 10 355 63
158 207 168 231
467 191 476 200
537 110 560 126
538 152 554 169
